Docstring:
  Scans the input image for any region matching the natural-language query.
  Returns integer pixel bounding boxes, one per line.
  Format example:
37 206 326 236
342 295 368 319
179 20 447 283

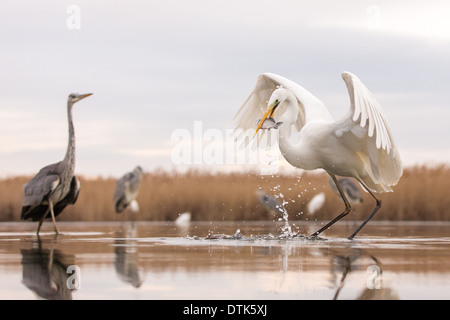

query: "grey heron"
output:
21 93 92 235
329 177 363 205
234 72 402 239
114 224 144 288
114 166 144 213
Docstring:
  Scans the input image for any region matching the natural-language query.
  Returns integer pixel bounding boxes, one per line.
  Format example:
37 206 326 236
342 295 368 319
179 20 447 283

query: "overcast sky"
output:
1 1 449 177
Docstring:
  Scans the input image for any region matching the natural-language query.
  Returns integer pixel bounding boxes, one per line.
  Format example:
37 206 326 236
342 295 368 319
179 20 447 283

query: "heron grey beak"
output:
77 93 93 102
254 100 280 136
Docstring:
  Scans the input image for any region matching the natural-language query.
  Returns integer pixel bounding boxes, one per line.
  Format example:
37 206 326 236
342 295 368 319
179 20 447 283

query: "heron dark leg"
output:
347 183 381 240
310 174 352 238
36 207 50 235
36 218 44 235
48 200 60 235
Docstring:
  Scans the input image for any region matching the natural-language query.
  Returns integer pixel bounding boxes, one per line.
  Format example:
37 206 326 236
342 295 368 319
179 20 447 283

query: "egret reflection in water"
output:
21 238 76 300
329 247 398 300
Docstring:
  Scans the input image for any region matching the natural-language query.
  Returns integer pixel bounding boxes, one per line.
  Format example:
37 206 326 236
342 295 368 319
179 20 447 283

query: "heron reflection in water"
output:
21 238 76 300
114 223 144 288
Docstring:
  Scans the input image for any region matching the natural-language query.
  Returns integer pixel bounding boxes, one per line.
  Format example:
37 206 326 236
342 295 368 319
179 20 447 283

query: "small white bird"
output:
234 72 402 239
307 192 326 215
175 212 192 226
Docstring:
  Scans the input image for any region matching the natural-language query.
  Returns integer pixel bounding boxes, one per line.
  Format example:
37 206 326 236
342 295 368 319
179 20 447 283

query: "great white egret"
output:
233 72 402 239
21 93 92 235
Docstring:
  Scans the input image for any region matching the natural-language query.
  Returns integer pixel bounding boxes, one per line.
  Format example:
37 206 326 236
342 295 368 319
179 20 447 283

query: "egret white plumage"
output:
114 166 144 213
234 72 402 239
21 93 92 235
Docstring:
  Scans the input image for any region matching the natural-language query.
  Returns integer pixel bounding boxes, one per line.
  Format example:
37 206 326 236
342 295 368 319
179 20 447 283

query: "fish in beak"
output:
254 99 280 136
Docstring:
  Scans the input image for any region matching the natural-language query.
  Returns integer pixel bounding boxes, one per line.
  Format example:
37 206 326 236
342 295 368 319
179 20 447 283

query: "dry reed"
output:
1 165 449 222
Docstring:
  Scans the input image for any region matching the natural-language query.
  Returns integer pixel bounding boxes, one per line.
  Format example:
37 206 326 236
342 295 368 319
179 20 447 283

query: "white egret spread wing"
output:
233 73 332 136
341 72 393 152
335 72 402 191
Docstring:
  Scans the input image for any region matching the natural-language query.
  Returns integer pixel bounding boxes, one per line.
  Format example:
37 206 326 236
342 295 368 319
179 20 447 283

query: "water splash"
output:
278 192 293 237
190 228 326 241
270 185 297 238
204 229 243 240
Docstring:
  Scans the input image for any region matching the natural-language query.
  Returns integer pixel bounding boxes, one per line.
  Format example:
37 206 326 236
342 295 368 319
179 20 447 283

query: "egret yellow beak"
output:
254 100 280 136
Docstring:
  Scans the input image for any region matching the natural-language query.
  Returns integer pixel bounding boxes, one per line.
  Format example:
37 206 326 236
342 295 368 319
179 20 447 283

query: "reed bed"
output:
1 165 449 222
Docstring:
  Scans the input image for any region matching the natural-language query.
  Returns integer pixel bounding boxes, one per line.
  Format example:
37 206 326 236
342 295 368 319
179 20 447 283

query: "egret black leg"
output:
333 258 351 300
310 174 352 237
347 183 382 240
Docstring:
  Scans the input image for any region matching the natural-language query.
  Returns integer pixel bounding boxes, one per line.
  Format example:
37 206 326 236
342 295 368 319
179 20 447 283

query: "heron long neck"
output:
63 103 76 174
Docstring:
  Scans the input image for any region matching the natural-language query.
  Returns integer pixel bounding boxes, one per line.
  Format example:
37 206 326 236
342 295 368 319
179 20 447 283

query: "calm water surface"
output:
1 220 450 300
